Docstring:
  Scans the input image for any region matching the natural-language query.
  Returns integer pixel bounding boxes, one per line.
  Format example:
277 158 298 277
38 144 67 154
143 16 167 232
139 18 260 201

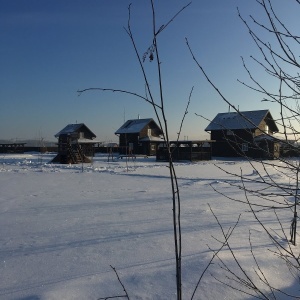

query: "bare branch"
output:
77 87 162 109
97 265 130 300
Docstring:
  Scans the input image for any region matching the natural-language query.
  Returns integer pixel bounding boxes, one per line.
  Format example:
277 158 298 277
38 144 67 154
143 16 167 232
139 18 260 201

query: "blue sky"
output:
0 0 297 142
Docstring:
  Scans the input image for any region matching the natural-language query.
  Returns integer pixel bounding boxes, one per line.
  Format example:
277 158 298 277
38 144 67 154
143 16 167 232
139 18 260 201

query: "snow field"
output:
0 153 298 299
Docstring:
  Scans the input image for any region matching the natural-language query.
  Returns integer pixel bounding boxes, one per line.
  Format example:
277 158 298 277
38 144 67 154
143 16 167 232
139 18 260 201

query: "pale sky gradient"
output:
0 0 298 142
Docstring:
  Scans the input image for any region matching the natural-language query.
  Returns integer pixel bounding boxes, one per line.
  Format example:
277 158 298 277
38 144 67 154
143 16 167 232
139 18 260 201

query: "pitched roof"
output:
55 123 96 138
115 118 161 134
253 134 280 142
205 109 278 132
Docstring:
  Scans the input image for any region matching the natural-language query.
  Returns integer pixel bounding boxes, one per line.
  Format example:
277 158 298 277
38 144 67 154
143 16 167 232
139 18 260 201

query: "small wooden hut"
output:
51 123 98 164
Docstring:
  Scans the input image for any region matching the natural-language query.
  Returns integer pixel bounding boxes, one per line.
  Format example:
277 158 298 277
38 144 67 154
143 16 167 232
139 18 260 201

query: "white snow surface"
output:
0 153 299 300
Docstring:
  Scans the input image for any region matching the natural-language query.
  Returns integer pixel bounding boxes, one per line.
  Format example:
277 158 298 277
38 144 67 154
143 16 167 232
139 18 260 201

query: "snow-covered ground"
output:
0 152 298 299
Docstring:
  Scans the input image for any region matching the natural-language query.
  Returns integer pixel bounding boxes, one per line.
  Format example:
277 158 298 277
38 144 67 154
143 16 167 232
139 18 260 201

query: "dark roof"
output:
205 110 278 132
254 134 280 142
115 118 162 134
55 123 96 138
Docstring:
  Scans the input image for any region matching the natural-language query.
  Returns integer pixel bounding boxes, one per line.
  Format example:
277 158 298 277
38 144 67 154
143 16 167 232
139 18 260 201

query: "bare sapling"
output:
186 0 300 298
78 1 192 299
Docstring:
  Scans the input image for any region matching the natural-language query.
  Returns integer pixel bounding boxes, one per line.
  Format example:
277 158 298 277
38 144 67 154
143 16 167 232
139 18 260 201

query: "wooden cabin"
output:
115 118 164 156
51 123 98 164
156 140 215 162
205 109 280 159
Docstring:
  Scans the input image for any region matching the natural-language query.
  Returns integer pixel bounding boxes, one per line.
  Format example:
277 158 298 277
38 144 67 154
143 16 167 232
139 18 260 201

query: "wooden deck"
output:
156 140 215 162
118 154 148 159
0 143 26 153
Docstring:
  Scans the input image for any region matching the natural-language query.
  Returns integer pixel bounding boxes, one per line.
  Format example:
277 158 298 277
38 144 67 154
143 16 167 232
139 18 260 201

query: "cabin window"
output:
128 143 134 151
148 128 152 136
227 130 234 136
242 143 248 152
265 125 269 133
79 132 84 138
151 144 156 151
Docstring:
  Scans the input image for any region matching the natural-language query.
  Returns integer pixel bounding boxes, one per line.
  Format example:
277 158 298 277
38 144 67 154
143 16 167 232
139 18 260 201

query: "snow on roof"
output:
55 124 83 137
115 118 154 134
253 134 279 142
205 109 274 131
55 123 96 138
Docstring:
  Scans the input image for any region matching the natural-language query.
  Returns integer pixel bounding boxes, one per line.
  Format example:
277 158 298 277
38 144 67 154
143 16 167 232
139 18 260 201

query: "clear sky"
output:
0 0 298 142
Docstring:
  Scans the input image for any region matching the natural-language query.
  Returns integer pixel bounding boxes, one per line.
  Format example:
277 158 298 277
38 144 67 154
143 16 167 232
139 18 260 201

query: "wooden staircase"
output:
70 144 84 164
67 141 88 164
51 136 92 164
